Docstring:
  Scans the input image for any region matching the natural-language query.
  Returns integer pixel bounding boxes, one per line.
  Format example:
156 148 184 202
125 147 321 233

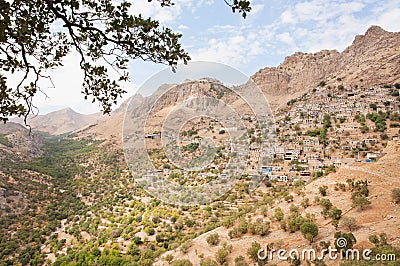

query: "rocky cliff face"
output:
0 122 43 159
336 25 400 87
252 25 400 110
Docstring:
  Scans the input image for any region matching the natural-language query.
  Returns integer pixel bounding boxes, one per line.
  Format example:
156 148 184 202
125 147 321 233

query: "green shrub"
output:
273 208 284 221
247 242 261 262
352 196 371 210
248 218 270 236
318 186 328 196
200 258 218 266
206 233 220 246
215 248 228 265
234 256 248 266
180 240 192 254
392 188 400 204
300 222 319 243
173 259 193 266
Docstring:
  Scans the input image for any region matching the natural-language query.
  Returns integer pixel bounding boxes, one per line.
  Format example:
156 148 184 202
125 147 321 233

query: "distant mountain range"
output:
11 107 101 135
7 25 400 138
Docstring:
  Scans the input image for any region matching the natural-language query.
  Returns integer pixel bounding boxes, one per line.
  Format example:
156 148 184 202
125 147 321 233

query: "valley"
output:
0 26 400 266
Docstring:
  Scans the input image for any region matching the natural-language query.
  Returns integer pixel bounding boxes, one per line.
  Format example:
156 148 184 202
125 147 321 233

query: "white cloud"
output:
190 24 274 67
280 10 295 24
129 0 195 25
207 25 237 34
276 32 296 48
178 24 189 30
373 8 400 32
251 4 265 15
129 0 216 25
192 35 256 66
196 0 215 8
274 0 400 53
279 0 366 24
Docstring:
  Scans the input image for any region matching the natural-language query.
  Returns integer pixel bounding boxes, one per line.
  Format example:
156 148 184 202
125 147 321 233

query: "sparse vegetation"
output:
247 242 261 262
173 259 194 266
318 185 328 196
180 240 192 254
392 188 400 204
341 216 357 231
234 256 248 266
248 218 270 236
300 221 319 243
200 258 218 266
182 142 199 152
273 207 284 221
352 196 371 210
206 233 220 246
215 248 229 265
0 134 12 147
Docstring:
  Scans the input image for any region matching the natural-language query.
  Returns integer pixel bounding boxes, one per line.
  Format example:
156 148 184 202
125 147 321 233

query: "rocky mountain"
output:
80 94 144 141
19 25 394 141
80 26 400 142
252 25 400 110
80 84 179 140
12 107 101 135
0 122 43 159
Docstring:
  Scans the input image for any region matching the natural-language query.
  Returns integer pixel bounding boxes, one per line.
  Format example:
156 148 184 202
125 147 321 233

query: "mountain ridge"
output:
82 25 400 141
252 25 400 110
10 25 399 138
11 107 102 135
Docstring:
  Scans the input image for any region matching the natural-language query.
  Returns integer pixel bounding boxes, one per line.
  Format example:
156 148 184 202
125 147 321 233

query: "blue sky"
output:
34 0 400 114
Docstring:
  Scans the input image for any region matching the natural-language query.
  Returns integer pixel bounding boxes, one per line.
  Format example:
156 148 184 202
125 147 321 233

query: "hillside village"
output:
0 26 400 266
263 82 400 183
262 83 400 183
141 82 400 187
